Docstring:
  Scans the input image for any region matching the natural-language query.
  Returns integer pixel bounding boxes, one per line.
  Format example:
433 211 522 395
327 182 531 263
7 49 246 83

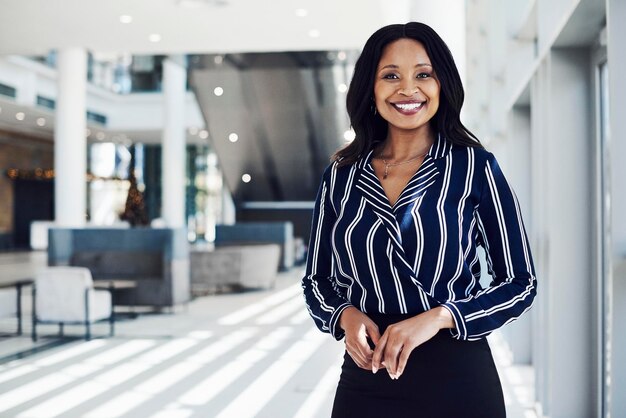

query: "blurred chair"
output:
0 280 31 335
32 267 114 341
0 288 17 332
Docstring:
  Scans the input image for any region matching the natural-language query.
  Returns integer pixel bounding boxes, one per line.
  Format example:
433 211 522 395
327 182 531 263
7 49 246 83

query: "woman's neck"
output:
376 125 436 161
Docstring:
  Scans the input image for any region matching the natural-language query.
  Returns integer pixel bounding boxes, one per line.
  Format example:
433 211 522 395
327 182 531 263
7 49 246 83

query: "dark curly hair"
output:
334 22 482 166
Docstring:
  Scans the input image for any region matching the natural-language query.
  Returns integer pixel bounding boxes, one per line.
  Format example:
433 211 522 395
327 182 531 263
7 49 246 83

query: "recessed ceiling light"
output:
242 174 252 183
228 133 239 143
338 83 348 93
199 130 209 139
213 87 224 96
119 15 133 24
96 132 106 140
177 0 230 7
85 128 91 137
295 8 308 17
149 33 162 43
337 51 347 61
344 129 356 142
214 55 224 64
36 117 46 126
189 127 199 135
15 112 25 121
308 29 321 38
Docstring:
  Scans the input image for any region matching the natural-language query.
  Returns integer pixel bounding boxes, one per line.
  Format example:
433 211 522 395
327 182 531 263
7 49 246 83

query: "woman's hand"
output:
339 306 382 370
372 307 454 379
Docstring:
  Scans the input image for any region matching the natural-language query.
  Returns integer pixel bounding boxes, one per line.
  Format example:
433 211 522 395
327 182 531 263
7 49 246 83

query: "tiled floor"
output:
0 251 537 417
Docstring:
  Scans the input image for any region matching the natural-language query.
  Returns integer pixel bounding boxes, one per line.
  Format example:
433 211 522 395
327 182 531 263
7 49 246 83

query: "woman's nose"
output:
397 83 419 96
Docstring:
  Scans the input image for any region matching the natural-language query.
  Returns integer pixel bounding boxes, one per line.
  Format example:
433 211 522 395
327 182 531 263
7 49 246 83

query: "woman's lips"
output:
391 101 425 115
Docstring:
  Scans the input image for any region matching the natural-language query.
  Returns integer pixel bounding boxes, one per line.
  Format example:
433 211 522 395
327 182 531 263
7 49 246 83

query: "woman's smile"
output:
390 100 426 115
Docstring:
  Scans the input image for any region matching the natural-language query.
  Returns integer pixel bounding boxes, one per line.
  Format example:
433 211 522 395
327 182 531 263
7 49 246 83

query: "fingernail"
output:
372 366 378 374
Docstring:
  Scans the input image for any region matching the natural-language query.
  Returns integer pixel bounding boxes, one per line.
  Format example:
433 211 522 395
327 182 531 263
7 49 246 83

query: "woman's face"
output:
373 38 440 135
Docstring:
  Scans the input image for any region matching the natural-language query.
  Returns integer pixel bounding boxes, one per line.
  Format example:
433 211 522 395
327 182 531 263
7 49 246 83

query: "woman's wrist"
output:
431 306 455 330
339 306 359 331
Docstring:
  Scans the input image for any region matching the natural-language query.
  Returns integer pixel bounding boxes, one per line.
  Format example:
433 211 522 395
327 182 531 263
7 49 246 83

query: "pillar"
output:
54 48 87 227
607 0 626 415
162 56 187 228
531 48 594 417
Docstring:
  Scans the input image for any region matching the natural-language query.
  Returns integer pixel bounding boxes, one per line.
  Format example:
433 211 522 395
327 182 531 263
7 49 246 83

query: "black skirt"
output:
331 313 506 418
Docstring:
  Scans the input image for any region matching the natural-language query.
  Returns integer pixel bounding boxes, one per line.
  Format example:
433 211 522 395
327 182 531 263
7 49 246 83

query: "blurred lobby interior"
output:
0 0 625 417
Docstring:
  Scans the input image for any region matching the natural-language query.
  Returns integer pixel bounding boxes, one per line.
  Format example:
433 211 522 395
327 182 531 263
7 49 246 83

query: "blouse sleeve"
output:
302 165 352 340
442 153 537 341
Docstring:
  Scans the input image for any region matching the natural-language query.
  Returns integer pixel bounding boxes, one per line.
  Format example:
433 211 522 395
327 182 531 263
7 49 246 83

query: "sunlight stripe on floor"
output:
293 353 343 418
177 326 293 407
0 363 100 414
215 327 326 418
150 409 193 418
17 338 202 418
86 340 157 366
136 338 199 365
255 296 306 325
17 363 153 418
0 340 155 415
83 328 259 418
217 283 302 325
0 364 38 385
0 340 108 386
34 340 108 367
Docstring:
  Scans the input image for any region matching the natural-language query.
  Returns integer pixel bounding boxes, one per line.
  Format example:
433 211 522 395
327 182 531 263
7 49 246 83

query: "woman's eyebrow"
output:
378 63 433 71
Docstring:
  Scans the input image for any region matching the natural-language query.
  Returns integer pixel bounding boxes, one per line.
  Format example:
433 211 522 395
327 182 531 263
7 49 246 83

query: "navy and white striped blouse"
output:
302 135 537 341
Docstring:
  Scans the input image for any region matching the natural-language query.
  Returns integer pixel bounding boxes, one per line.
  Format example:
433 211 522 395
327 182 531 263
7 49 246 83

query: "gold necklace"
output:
376 152 427 179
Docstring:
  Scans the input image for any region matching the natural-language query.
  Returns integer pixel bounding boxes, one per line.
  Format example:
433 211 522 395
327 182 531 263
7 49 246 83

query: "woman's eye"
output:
382 73 399 80
417 72 431 79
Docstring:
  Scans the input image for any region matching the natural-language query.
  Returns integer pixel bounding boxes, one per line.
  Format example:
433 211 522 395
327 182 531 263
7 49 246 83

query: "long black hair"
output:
334 22 482 166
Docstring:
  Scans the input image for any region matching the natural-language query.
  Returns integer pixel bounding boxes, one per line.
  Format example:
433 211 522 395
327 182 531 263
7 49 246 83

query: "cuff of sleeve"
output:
441 302 467 341
329 303 352 341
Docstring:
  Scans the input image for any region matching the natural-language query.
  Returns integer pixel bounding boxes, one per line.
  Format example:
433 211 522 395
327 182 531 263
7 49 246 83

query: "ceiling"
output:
0 0 388 56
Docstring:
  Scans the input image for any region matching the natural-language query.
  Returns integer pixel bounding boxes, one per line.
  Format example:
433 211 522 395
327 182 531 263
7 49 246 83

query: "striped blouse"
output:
302 135 537 341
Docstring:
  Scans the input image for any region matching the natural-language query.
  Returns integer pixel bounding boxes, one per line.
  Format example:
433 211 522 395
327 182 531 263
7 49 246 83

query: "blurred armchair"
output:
0 288 17 331
32 267 114 341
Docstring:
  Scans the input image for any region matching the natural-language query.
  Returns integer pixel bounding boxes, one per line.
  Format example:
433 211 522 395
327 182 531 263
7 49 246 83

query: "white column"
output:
162 57 187 228
504 106 533 364
607 1 626 415
54 48 87 227
410 0 466 87
532 48 594 418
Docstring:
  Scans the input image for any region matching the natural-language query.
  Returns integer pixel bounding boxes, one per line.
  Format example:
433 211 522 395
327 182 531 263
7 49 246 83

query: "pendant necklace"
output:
377 152 427 179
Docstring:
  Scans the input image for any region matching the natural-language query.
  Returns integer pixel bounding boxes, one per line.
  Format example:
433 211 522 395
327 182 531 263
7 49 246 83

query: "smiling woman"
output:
302 22 537 418
373 39 440 135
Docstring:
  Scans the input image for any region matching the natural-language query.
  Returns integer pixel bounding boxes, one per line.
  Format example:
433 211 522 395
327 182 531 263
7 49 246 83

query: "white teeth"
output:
394 102 424 111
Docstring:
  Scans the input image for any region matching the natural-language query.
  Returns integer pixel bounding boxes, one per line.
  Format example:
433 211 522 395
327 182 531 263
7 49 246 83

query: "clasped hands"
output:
339 306 454 380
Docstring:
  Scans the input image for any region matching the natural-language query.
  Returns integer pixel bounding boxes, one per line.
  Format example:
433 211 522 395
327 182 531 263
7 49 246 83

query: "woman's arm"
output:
302 165 353 340
442 152 537 341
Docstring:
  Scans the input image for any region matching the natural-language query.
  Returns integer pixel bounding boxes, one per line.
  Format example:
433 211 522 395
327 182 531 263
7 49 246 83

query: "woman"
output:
302 22 537 417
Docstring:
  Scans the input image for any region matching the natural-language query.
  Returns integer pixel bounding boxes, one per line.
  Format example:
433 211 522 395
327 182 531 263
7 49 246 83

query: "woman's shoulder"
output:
326 155 364 174
449 142 494 166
